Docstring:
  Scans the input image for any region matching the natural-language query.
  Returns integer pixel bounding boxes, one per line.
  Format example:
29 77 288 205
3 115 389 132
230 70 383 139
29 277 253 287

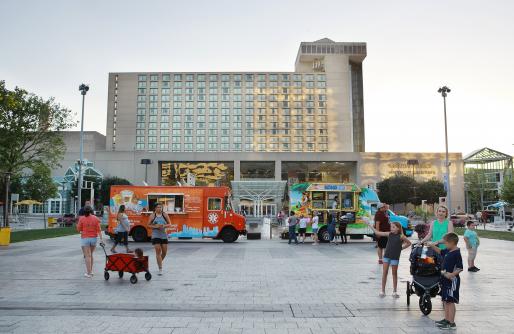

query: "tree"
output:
377 175 417 208
465 168 487 213
0 80 75 176
500 178 514 206
418 179 446 205
99 176 132 206
24 165 58 203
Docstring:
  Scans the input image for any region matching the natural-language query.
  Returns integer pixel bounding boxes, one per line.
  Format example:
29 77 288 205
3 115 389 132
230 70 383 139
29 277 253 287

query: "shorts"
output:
115 231 129 246
383 257 399 266
298 228 307 234
312 228 319 233
81 237 97 247
377 237 388 249
441 280 460 304
152 238 168 245
467 247 477 262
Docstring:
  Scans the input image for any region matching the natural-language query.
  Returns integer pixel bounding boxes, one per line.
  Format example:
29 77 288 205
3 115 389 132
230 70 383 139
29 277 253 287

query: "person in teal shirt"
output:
463 221 480 272
421 205 454 250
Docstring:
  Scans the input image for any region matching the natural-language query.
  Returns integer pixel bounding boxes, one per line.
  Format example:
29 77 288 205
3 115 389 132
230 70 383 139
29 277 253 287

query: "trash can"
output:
0 227 11 246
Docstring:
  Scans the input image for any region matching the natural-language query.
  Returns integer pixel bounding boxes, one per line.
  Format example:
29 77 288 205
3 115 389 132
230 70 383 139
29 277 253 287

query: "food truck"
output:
286 182 412 241
107 186 246 243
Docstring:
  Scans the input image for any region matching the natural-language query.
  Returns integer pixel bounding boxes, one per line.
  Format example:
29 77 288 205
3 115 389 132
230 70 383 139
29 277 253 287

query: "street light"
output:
438 86 451 213
77 84 89 216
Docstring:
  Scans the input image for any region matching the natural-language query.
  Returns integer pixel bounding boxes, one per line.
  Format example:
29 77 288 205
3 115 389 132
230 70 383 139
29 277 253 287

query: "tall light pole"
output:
77 84 89 216
438 86 451 213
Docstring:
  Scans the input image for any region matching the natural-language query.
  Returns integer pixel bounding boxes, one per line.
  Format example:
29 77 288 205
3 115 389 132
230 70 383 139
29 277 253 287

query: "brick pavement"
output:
1 234 513 333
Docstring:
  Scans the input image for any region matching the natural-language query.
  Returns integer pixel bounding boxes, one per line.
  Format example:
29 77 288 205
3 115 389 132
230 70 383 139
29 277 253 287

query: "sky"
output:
1 0 513 156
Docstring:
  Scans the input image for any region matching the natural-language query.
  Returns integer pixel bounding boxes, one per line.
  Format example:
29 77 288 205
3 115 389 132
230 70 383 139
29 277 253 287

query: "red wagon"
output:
100 244 152 284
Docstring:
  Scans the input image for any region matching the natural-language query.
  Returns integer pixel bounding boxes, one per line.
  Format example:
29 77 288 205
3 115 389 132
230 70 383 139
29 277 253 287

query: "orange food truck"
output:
107 185 246 243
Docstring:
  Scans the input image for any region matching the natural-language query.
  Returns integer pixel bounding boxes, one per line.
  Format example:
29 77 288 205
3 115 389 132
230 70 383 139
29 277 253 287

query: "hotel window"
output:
209 123 218 129
233 74 242 81
196 136 205 142
149 122 157 129
245 81 253 88
137 129 145 136
209 81 218 88
136 136 145 143
136 122 145 129
197 74 205 81
209 74 218 81
257 144 266 151
162 81 170 88
317 81 326 88
221 136 230 143
136 143 145 150
220 143 230 150
149 115 157 122
208 129 217 135
160 136 169 143
172 129 180 135
150 75 158 81
162 74 170 81
221 115 230 122
171 143 181 151
245 143 253 151
196 143 205 151
174 74 182 81
174 81 182 88
184 122 193 129
148 136 157 143
137 95 146 102
221 74 230 81
208 115 217 122
150 81 158 88
221 122 230 129
138 81 147 88
172 115 181 122
138 75 147 81
160 143 169 151
184 136 193 143
197 122 205 129
208 143 218 151
185 74 194 81
161 108 170 115
137 115 145 122
171 135 181 142
161 115 169 122
196 129 205 136
148 129 157 136
172 122 181 129
148 143 157 150
198 81 205 88
160 129 169 136
138 88 146 94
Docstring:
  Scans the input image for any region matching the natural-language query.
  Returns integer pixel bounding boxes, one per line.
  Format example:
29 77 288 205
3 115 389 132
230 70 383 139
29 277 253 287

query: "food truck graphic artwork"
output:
287 182 412 241
108 186 246 243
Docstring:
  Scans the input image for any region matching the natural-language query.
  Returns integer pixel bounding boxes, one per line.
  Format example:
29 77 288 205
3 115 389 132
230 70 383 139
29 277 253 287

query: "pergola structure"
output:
231 180 287 218
463 148 513 212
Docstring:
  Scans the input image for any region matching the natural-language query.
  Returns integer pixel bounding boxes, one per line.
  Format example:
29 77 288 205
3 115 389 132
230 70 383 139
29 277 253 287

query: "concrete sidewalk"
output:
0 234 513 333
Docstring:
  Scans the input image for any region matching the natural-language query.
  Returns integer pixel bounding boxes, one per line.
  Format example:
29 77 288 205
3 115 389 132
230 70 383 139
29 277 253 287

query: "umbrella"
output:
15 199 43 205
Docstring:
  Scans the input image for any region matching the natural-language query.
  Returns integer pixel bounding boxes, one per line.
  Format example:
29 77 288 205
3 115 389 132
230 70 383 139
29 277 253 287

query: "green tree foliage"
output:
99 176 132 206
0 80 75 175
23 165 58 202
500 178 514 205
377 175 417 206
418 179 446 205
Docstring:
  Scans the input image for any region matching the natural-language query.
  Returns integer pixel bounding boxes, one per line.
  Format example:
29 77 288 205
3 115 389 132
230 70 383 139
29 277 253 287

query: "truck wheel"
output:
318 227 330 243
220 228 238 243
132 227 148 243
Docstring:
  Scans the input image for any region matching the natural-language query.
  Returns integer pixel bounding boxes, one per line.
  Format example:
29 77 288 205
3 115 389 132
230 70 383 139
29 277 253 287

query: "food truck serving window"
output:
208 198 222 210
147 193 185 213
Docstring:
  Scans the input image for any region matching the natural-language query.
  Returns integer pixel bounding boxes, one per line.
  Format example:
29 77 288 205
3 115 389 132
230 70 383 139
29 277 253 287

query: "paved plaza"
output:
1 234 513 334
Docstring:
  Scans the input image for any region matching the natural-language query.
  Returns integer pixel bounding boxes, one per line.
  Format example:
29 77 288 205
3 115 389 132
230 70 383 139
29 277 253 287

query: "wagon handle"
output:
99 241 108 257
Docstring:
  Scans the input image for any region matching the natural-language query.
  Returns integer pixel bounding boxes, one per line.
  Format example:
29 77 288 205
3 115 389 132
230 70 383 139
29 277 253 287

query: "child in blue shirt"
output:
429 232 463 331
463 221 480 272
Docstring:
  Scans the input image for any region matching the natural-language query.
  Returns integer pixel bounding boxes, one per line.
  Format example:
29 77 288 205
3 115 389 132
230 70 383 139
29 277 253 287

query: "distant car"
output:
450 213 474 227
57 214 76 227
388 209 413 237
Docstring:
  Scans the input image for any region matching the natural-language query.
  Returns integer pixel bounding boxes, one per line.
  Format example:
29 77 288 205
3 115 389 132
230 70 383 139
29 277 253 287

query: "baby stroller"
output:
406 243 442 315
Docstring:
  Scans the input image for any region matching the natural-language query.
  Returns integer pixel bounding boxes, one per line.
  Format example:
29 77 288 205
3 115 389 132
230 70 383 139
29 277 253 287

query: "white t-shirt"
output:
312 216 319 229
299 218 308 228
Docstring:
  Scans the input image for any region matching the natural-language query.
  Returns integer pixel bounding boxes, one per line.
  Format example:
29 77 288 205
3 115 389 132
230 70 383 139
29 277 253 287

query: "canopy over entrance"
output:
231 180 286 218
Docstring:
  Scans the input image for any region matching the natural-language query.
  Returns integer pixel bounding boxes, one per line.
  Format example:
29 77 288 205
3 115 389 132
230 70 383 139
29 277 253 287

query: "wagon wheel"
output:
406 281 411 306
118 271 124 278
145 272 152 281
130 275 138 284
104 271 110 281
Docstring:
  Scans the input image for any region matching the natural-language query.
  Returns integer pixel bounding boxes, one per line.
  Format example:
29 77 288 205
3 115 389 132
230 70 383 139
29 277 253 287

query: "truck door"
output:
204 197 223 237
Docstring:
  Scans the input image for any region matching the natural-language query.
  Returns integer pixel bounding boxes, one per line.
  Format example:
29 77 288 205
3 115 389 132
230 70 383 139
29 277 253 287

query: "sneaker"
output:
474 267 480 271
158 269 163 276
392 292 400 298
84 273 92 278
379 292 386 298
438 322 456 330
435 319 449 326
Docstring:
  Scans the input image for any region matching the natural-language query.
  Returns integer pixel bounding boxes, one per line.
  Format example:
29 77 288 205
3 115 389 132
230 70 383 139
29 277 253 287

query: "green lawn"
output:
455 227 514 242
10 227 79 243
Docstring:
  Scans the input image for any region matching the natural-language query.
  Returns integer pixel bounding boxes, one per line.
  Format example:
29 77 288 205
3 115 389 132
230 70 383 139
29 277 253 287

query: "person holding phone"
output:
148 203 171 276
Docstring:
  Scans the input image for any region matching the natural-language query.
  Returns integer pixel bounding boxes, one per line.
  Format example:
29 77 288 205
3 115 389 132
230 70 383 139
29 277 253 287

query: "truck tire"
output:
318 227 330 243
220 227 238 243
131 227 148 243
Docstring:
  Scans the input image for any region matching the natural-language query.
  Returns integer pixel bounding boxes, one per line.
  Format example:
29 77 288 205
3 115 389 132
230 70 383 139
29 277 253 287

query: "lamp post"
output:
77 84 89 216
140 159 152 184
438 86 451 213
3 172 11 227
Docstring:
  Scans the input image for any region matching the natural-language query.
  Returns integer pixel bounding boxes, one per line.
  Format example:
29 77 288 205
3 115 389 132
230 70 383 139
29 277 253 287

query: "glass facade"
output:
281 161 356 186
132 73 327 153
160 161 234 187
240 161 275 179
